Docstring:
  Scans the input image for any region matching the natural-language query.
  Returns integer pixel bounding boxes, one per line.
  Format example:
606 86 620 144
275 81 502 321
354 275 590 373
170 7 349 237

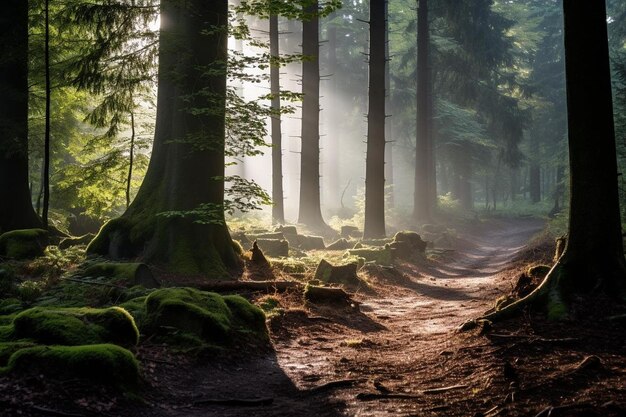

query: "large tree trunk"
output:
0 0 42 234
559 0 626 292
270 14 285 225
88 0 240 278
298 1 327 230
384 1 394 209
475 0 626 325
363 0 387 239
325 23 340 211
413 0 433 223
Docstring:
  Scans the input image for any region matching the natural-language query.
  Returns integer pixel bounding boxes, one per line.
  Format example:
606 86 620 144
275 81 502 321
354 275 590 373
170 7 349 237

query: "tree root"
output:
180 280 303 293
460 262 567 331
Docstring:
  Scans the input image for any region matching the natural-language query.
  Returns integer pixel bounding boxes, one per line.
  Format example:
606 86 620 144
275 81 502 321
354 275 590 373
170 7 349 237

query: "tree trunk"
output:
413 0 432 222
363 0 387 239
559 0 626 292
529 135 541 203
325 23 340 210
270 14 285 225
0 0 42 233
298 1 327 230
384 1 394 209
42 0 51 229
126 108 135 209
87 0 240 278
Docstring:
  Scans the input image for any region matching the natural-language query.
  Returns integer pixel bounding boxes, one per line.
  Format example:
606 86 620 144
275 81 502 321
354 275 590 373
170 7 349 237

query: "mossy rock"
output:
82 262 160 289
1 344 139 387
341 226 362 239
255 239 289 258
346 245 393 265
297 235 326 251
390 231 427 259
314 259 362 286
360 238 393 247
326 238 353 251
275 225 298 235
11 306 139 347
144 288 268 346
0 229 49 259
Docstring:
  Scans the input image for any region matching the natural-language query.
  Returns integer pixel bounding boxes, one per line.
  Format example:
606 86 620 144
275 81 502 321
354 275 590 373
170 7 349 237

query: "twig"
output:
31 405 84 417
193 397 274 407
302 378 360 394
421 384 468 394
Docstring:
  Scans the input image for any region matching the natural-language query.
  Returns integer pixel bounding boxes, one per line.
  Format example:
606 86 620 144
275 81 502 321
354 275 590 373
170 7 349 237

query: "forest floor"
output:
3 217 626 417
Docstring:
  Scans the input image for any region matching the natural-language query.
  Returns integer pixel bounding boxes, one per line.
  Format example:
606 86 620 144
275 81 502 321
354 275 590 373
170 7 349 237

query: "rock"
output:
256 239 289 257
341 225 362 239
253 232 285 240
347 245 393 265
297 235 326 250
326 238 353 251
0 229 49 259
304 284 353 305
82 262 160 289
231 231 252 247
275 225 298 236
314 259 361 286
390 231 427 259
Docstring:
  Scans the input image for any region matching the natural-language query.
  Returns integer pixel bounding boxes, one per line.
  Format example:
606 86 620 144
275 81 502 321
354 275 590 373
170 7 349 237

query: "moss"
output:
11 306 139 347
82 262 159 289
232 239 244 255
0 299 22 316
144 288 268 346
0 342 36 366
257 296 284 318
346 245 393 265
528 264 551 278
0 229 49 259
1 344 139 387
547 288 568 320
118 296 148 328
270 258 308 274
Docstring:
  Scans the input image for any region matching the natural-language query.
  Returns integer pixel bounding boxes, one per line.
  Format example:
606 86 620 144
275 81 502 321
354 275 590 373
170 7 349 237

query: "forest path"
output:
138 217 545 417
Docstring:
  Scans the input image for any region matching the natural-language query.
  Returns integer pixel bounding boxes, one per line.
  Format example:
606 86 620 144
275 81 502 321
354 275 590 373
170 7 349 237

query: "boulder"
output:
256 239 289 257
0 229 49 260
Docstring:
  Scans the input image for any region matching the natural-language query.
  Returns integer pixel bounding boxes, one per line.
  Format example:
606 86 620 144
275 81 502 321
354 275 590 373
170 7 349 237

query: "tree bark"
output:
87 0 240 278
42 0 51 229
298 1 328 230
270 14 285 225
384 1 394 209
529 135 541 203
363 0 387 239
413 0 433 222
0 0 42 233
560 0 626 291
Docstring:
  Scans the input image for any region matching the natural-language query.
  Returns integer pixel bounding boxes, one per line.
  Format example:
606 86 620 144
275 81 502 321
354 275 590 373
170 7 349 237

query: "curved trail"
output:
141 217 545 417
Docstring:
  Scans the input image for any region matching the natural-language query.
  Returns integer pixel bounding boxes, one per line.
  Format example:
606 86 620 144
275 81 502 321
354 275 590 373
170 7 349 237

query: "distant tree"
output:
475 0 626 324
413 0 433 222
298 0 328 230
0 0 42 233
364 0 387 239
269 12 285 224
88 0 241 277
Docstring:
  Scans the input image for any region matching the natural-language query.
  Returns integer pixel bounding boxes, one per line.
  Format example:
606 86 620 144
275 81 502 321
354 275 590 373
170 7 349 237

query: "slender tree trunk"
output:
298 1 327 230
363 0 387 239
270 14 285 224
459 146 473 210
560 0 626 291
325 23 340 210
0 0 42 233
413 0 432 222
529 134 541 203
42 0 51 229
126 109 136 209
384 1 394 209
88 0 239 278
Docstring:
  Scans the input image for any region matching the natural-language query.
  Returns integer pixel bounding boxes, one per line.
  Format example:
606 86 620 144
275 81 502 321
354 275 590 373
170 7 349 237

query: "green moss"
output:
1 344 139 387
11 306 139 347
547 288 568 320
0 299 22 316
0 342 36 366
0 229 49 259
144 288 268 346
118 296 148 328
346 245 393 265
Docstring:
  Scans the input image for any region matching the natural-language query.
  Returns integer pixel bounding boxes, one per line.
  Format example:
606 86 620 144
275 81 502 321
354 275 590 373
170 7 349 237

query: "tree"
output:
413 0 433 222
298 0 328 230
0 0 42 233
88 0 240 278
363 0 387 239
270 12 285 224
472 0 626 325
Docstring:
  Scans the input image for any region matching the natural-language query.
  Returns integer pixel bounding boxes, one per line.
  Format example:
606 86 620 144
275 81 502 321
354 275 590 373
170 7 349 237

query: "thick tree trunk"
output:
384 1 394 209
559 0 626 291
270 14 285 225
298 1 327 230
42 0 51 229
0 0 42 233
325 23 340 210
88 0 240 278
363 0 387 239
413 0 433 222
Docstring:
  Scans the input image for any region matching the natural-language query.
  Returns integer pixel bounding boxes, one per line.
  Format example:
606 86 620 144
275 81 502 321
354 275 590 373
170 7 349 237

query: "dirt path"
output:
129 217 545 417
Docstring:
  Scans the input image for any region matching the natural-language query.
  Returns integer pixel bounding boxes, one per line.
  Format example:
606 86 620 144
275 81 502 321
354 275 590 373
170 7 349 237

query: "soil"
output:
2 217 626 417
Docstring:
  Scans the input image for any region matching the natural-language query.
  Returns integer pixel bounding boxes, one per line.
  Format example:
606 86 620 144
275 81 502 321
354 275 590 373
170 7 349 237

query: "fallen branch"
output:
193 397 274 407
